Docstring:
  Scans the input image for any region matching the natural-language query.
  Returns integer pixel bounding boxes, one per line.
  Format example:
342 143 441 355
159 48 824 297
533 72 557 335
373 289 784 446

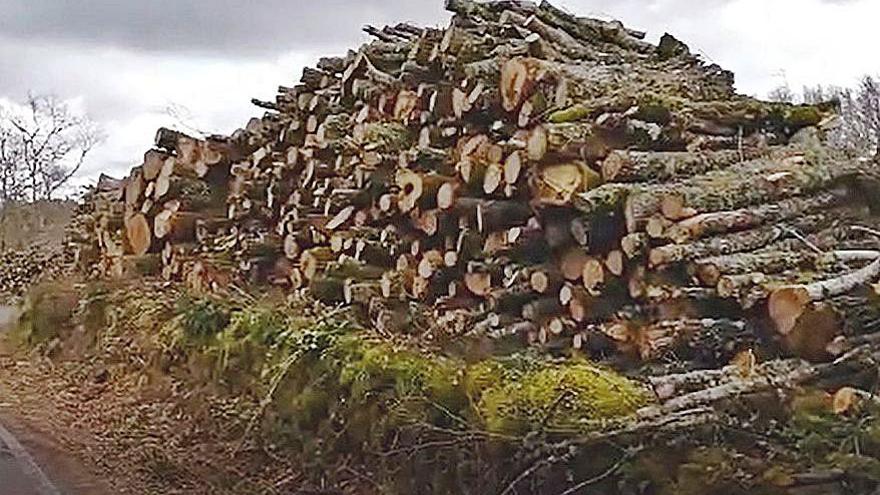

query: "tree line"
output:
769 75 880 160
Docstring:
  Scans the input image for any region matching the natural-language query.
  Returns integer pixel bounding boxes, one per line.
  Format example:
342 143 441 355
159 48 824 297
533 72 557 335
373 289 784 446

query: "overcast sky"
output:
1 0 878 188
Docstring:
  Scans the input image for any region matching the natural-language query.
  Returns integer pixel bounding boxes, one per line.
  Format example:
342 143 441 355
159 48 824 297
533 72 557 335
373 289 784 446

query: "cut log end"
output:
768 287 811 336
126 214 152 257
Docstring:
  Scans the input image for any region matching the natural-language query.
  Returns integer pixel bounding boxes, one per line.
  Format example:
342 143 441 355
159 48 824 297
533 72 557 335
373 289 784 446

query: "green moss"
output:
549 104 592 123
784 105 823 128
475 358 650 434
177 297 231 340
363 122 412 153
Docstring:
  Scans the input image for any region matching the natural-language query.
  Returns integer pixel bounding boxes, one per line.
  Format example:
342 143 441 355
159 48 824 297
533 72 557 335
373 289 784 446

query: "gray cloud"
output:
2 0 878 189
0 0 448 56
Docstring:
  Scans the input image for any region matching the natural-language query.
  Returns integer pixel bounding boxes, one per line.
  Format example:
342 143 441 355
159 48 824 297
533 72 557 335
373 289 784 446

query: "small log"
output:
559 247 590 281
582 256 606 295
529 266 564 294
664 192 842 243
605 250 625 277
693 249 817 287
625 155 862 234
300 247 336 280
601 149 763 183
154 210 201 243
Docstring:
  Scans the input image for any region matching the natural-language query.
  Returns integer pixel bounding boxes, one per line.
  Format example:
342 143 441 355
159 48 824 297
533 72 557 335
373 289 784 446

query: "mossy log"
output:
153 175 217 206
571 183 632 217
649 213 832 268
663 191 843 243
602 148 764 183
605 318 759 365
625 154 863 233
310 277 346 304
692 249 818 287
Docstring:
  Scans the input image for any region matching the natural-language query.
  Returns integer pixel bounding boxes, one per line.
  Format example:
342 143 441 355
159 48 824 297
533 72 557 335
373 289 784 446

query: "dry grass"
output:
0 281 302 495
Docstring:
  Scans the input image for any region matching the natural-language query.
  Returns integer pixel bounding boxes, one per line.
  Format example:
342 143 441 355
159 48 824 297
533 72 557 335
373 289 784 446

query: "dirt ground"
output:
0 333 301 495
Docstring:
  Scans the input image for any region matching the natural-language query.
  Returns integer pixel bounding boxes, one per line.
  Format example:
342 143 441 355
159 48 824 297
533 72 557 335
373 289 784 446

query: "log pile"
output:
71 0 880 371
0 246 63 301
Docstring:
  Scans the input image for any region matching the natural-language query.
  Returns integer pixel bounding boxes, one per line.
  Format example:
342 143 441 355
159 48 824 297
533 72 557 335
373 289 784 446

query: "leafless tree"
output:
770 76 880 160
0 94 104 203
767 83 795 104
814 78 880 160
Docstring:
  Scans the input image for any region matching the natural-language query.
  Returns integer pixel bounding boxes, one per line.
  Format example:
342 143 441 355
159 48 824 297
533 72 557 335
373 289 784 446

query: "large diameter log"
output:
125 214 152 256
769 255 880 336
500 57 547 112
143 150 170 181
125 167 144 207
532 161 602 206
154 127 191 151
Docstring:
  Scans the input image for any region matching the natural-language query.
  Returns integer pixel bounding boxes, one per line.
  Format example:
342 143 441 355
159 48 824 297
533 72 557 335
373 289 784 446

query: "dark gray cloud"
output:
0 0 448 56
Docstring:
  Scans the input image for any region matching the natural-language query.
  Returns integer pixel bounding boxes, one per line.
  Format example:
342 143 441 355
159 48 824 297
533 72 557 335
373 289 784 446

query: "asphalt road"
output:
0 304 63 495
0 422 62 495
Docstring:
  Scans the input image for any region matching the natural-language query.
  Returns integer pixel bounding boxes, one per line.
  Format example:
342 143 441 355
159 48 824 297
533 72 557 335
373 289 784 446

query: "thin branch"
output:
555 452 630 495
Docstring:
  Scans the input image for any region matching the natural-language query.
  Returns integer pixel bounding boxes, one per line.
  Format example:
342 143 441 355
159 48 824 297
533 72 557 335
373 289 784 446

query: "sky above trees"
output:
1 0 877 187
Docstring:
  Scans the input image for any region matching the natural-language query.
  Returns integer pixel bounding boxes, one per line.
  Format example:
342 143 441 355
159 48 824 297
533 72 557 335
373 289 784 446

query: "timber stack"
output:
71 0 880 371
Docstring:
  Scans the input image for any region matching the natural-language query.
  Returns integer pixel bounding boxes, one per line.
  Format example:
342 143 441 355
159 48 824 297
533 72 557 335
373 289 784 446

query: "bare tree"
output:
0 124 25 203
822 76 880 160
767 83 795 104
0 94 104 203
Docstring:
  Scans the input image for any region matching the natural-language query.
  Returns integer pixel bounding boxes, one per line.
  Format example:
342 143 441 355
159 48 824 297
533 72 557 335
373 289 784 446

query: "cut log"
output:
532 161 602 205
300 247 336 280
154 211 201 243
664 192 843 243
143 150 170 181
125 214 152 256
601 149 763 183
125 168 144 207
769 255 880 336
582 256 606 295
692 249 817 287
500 57 546 112
625 155 862 234
649 213 831 268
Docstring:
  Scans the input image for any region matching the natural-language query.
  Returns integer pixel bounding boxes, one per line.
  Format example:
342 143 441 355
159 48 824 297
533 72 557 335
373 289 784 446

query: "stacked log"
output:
71 0 880 370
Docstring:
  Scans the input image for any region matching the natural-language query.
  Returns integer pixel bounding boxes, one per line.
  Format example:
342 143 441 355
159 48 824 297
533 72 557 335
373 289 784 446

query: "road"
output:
0 305 63 495
0 421 62 495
